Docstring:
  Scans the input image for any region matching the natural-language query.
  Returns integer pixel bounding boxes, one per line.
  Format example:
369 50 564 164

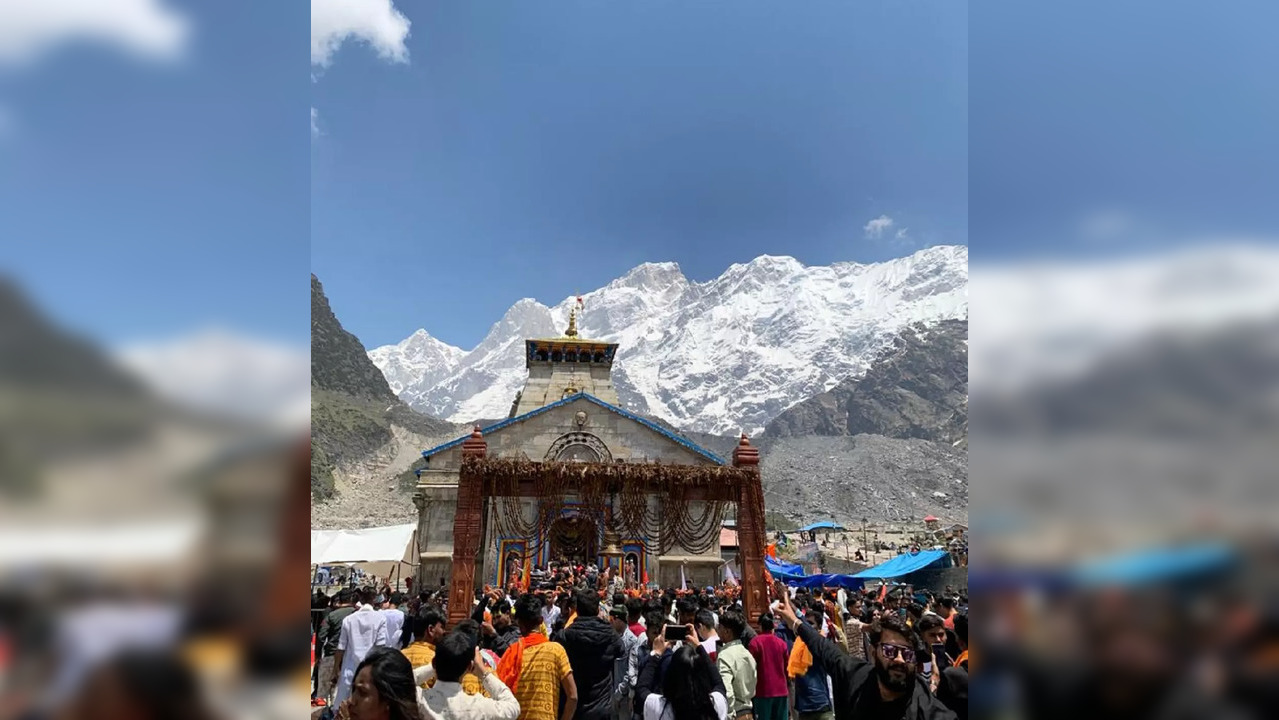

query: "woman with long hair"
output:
643 641 727 720
336 646 421 720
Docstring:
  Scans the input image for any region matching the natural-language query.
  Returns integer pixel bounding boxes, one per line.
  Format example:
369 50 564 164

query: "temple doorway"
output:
548 515 599 564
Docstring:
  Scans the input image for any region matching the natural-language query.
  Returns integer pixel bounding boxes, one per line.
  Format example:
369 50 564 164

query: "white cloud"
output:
0 0 189 68
311 107 320 138
312 0 411 68
895 227 912 243
863 215 895 239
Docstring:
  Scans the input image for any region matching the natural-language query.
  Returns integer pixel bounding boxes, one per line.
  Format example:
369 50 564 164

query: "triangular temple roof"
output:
420 392 727 465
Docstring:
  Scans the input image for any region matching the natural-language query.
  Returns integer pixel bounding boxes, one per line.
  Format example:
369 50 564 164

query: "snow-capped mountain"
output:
116 327 311 430
969 243 1279 394
369 245 968 435
367 329 467 396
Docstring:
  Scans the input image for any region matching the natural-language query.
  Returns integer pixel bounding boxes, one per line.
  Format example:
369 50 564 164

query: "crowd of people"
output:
310 565 969 720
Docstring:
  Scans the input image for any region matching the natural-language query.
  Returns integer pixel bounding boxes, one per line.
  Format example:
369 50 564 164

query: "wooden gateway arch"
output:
445 428 769 628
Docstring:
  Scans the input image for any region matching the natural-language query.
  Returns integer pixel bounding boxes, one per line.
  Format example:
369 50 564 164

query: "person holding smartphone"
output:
637 624 727 720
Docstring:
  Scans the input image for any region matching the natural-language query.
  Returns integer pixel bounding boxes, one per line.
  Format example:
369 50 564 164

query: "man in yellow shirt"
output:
403 608 447 678
496 593 578 720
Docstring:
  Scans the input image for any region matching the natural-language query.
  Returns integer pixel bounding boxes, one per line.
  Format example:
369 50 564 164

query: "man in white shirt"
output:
413 632 521 720
541 592 562 629
333 588 390 705
380 592 407 649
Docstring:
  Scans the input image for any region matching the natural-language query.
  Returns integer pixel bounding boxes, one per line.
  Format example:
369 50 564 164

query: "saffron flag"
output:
766 543 778 559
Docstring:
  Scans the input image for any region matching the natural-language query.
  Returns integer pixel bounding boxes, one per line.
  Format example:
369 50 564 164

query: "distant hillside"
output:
310 275 454 500
765 319 968 447
0 277 156 496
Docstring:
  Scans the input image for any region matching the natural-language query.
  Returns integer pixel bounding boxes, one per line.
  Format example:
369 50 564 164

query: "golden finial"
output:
566 305 578 337
564 293 583 338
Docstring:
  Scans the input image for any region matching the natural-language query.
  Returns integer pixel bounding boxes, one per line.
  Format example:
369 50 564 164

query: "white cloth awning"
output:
311 523 416 566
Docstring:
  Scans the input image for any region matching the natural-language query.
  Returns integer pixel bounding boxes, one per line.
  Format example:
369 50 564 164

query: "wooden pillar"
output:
733 433 767 629
448 426 486 627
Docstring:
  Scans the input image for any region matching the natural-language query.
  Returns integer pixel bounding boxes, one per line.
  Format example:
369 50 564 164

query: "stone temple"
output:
412 299 769 625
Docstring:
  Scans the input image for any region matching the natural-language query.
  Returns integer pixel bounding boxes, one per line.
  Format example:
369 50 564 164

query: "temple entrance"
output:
548 515 599 564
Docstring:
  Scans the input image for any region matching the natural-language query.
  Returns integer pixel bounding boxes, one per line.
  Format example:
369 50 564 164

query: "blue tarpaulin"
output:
765 556 804 576
766 555 866 589
850 549 950 579
1072 544 1235 587
797 521 846 532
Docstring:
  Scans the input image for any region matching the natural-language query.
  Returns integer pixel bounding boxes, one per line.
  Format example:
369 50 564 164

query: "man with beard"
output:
775 586 955 720
561 589 623 720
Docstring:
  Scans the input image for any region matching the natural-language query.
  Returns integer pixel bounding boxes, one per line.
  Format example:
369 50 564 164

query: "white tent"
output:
311 523 417 582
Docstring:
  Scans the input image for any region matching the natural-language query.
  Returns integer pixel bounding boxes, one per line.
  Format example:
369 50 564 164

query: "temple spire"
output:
564 294 583 338
565 305 578 337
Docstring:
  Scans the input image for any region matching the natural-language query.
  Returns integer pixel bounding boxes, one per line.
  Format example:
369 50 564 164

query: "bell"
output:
600 527 624 558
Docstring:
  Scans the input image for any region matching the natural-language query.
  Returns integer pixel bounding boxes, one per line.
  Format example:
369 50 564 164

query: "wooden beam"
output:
732 434 768 630
448 427 487 627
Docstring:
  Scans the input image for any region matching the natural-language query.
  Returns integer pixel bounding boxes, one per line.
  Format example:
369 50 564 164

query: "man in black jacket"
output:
561 589 624 720
775 587 956 720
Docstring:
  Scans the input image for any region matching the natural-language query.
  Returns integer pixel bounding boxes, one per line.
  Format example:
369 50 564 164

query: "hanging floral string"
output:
463 456 754 556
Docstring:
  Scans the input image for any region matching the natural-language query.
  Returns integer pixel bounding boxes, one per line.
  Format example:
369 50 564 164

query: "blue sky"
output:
312 1 967 350
971 0 1279 260
0 0 309 347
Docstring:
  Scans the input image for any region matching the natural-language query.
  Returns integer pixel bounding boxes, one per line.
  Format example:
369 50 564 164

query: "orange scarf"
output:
787 638 813 678
565 610 578 629
496 633 549 694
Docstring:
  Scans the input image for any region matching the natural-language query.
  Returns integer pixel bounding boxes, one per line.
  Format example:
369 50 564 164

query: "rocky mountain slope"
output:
676 319 969 527
311 275 458 501
370 245 968 435
0 276 157 497
765 319 967 447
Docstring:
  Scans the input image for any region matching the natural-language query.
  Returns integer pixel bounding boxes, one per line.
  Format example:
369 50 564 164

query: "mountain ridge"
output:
765 318 968 446
371 245 968 435
311 274 457 499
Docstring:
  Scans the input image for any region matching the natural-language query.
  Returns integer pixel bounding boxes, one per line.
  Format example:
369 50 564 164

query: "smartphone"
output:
931 643 949 671
664 625 687 643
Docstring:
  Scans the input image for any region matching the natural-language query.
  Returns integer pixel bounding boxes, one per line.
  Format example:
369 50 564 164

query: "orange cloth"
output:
564 610 578 628
787 638 813 678
956 649 969 671
496 632 550 694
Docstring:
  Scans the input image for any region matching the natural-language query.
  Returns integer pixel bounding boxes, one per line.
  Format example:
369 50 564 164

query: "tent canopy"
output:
850 549 950 579
311 523 416 579
797 521 845 532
